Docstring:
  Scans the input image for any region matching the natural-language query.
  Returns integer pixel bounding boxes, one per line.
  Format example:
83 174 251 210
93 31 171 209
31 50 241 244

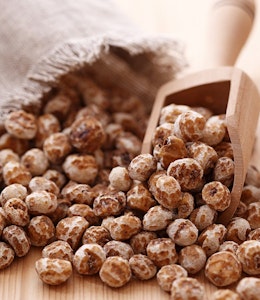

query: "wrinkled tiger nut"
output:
126 182 156 213
128 153 157 182
205 251 242 287
152 174 182 210
2 225 31 257
109 166 132 192
152 122 175 147
0 183 27 206
213 156 235 187
61 181 93 205
29 176 60 196
103 240 133 261
155 135 188 169
167 218 198 247
159 104 190 125
0 241 15 270
170 277 205 300
201 115 227 146
35 257 72 285
3 198 30 226
0 133 30 155
219 241 239 255
212 289 241 300
174 110 206 142
189 204 217 231
197 224 227 256
177 192 194 219
248 228 260 241
42 240 73 262
43 169 67 189
82 225 111 247
21 148 49 176
202 181 231 211
56 216 89 249
27 215 55 247
179 244 207 274
143 205 174 232
62 153 98 185
99 256 132 288
146 238 178 268
35 113 61 148
187 141 218 174
4 110 37 139
25 191 58 215
73 243 106 275
236 277 260 300
68 203 99 225
43 94 72 121
129 254 157 280
226 217 251 244
214 141 234 159
69 116 105 153
93 191 126 217
236 240 260 275
156 264 188 292
247 202 260 229
130 231 157 255
43 132 72 164
3 161 32 186
0 149 19 166
167 158 204 192
109 214 141 241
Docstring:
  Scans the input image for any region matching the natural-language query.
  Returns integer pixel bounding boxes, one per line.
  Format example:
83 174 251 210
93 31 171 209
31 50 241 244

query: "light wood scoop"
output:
141 0 260 225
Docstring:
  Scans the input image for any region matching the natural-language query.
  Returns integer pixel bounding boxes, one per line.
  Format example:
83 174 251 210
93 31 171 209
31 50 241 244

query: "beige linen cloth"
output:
0 0 185 130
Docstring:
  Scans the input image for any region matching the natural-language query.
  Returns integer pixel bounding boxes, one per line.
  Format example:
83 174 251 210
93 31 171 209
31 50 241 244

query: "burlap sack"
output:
0 0 185 130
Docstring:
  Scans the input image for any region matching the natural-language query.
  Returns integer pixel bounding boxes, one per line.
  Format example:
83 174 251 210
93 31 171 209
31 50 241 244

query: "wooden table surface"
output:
1 1 260 299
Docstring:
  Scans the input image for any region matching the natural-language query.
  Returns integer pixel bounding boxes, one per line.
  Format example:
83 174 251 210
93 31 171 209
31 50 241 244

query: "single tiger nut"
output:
35 257 72 285
25 191 58 215
159 104 190 125
0 242 15 270
0 183 27 206
42 240 73 262
0 149 19 166
236 277 260 300
69 116 105 153
236 240 260 275
27 215 55 247
99 256 132 288
152 174 182 210
4 110 37 139
156 264 188 292
2 225 31 257
167 218 198 247
128 153 157 182
205 251 242 287
3 161 32 186
179 244 207 274
62 154 98 185
56 216 89 250
170 277 205 300
226 217 251 244
82 225 111 247
143 205 174 232
43 132 72 164
130 231 157 255
202 181 231 211
129 254 157 280
21 148 49 176
73 243 106 275
167 158 204 192
29 176 60 196
108 166 132 192
189 204 217 231
213 156 235 187
173 110 206 142
212 289 241 300
3 198 30 226
68 204 99 225
103 240 134 260
146 238 178 268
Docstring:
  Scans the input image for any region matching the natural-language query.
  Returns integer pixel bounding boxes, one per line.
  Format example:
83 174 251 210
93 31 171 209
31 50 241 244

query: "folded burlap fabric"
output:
0 0 185 129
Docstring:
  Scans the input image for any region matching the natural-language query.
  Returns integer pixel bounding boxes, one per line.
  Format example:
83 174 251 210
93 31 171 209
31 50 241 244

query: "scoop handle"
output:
203 0 255 67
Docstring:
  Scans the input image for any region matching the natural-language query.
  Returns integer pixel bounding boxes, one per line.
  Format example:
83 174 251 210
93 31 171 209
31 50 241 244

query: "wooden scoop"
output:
141 0 260 225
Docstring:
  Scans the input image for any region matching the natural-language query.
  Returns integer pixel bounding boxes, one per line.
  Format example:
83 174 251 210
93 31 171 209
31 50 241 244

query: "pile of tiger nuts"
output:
1 74 260 300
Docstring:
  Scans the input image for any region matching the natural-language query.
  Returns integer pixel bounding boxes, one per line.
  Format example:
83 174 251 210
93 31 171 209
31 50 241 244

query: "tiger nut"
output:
42 240 73 262
156 264 188 292
0 241 15 270
4 110 37 139
129 254 157 280
99 256 132 288
205 251 242 287
128 153 157 182
21 148 49 176
3 161 32 186
35 257 72 285
73 243 106 275
170 277 205 300
25 191 58 215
